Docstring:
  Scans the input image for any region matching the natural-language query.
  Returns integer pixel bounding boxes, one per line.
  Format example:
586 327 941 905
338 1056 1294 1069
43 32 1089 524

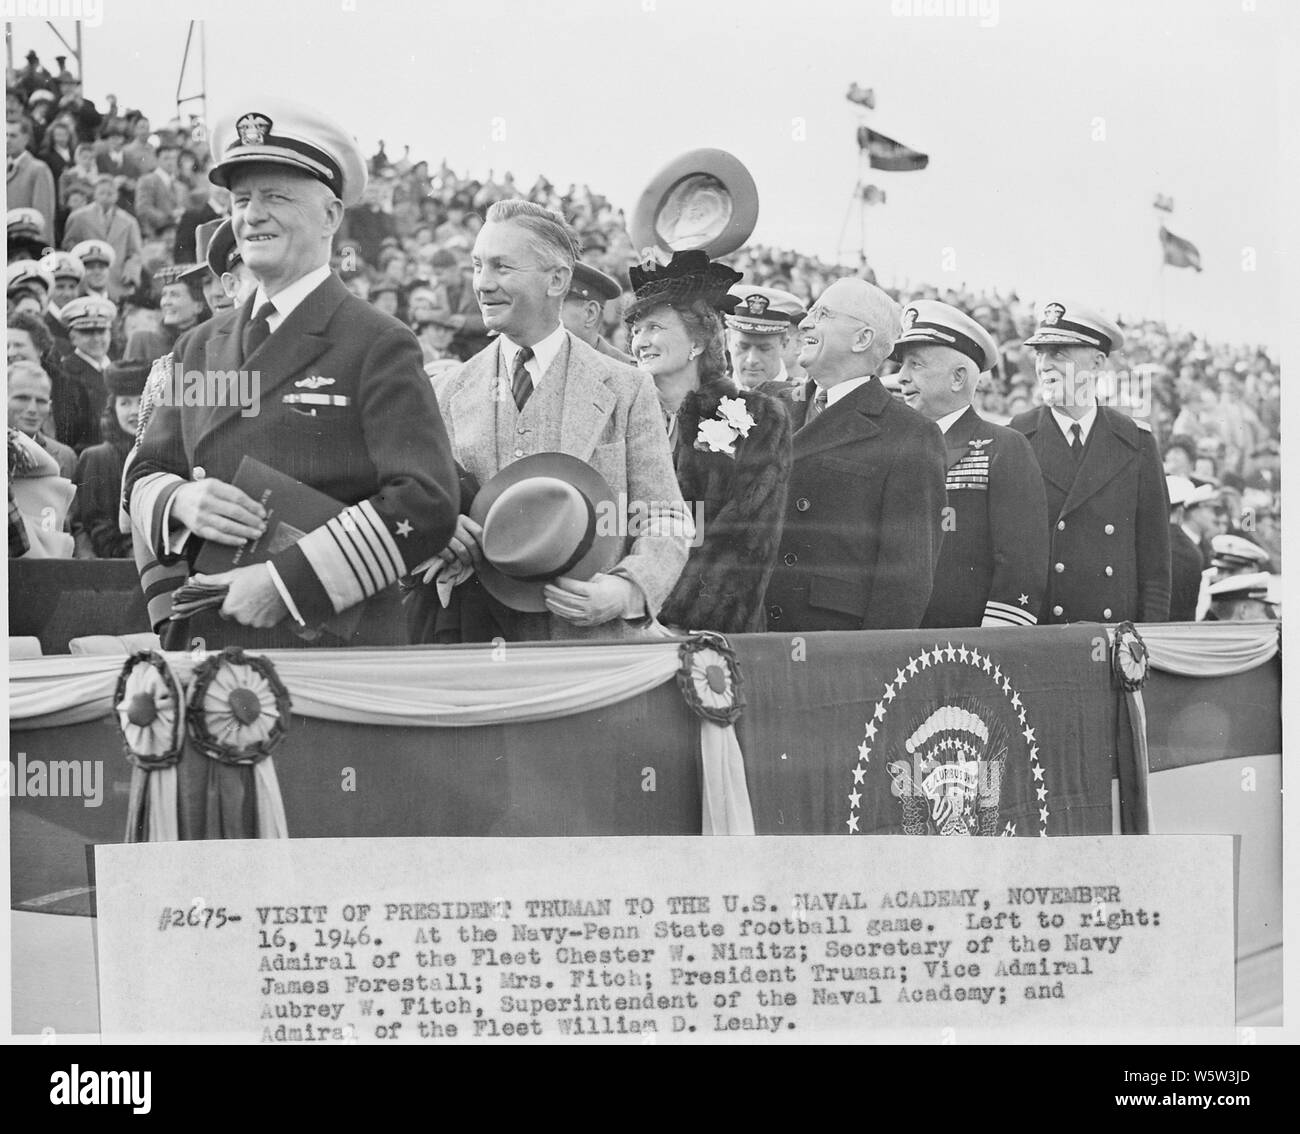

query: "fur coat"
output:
658 380 792 634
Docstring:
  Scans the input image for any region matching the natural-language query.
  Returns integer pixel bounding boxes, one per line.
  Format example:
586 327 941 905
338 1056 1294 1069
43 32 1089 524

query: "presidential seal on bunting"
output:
114 651 186 770
186 648 292 766
677 633 744 726
847 642 1050 837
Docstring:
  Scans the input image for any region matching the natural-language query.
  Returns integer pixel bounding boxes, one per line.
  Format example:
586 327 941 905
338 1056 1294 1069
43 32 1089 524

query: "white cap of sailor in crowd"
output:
41 250 85 308
1207 571 1277 621
725 284 805 387
70 238 116 298
7 207 48 261
1024 299 1123 415
7 259 55 316
890 299 999 421
1209 532 1271 575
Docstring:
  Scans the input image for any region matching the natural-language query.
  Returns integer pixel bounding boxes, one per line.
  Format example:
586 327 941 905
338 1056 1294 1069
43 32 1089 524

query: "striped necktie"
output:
805 384 829 424
511 346 535 411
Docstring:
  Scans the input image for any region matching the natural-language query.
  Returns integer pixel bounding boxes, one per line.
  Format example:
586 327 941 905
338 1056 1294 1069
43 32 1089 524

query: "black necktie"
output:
242 301 276 362
511 346 535 411
1070 422 1084 461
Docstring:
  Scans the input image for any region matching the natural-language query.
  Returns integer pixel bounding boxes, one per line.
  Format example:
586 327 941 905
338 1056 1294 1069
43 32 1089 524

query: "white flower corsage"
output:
694 396 756 457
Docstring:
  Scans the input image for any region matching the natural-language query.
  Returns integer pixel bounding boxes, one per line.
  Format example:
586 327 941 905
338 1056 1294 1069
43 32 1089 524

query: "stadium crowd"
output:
6 56 1281 625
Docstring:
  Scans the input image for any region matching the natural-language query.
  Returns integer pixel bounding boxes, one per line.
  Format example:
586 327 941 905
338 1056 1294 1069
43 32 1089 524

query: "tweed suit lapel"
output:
793 376 885 459
558 334 617 459
447 339 506 483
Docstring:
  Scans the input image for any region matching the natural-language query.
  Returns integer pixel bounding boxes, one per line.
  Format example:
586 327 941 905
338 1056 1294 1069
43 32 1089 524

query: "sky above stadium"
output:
11 0 1282 345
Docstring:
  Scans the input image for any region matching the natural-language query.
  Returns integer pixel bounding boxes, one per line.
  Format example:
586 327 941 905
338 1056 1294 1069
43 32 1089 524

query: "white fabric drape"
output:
1132 622 1278 677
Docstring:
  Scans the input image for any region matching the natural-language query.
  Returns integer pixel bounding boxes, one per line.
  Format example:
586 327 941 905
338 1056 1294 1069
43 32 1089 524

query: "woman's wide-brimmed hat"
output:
470 452 624 613
631 147 759 261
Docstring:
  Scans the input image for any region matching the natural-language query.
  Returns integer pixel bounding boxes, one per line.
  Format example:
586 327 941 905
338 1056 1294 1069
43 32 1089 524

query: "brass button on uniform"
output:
1054 562 1064 573
1104 524 1115 535
1103 608 1113 619
795 498 811 512
783 552 798 566
514 448 524 457
1105 565 1114 576
768 605 783 621
1052 605 1064 617
1056 520 1065 531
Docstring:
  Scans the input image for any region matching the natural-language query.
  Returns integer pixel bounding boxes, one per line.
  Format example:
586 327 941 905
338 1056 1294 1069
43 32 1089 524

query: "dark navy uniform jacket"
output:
1010 404 1170 624
126 272 460 647
922 405 1048 629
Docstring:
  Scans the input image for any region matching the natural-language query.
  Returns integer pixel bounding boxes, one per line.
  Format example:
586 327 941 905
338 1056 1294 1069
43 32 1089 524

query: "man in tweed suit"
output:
431 200 690 641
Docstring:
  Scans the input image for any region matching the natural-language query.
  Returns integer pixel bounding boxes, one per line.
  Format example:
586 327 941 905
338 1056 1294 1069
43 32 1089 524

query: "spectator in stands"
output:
62 176 144 300
58 141 99 213
124 266 209 364
424 247 490 357
135 141 188 237
7 359 76 479
175 185 228 266
94 120 129 178
15 51 56 102
9 305 98 453
6 118 56 244
71 239 115 300
341 178 396 266
72 361 146 559
43 251 84 342
36 116 76 192
7 424 75 559
54 69 103 140
407 286 462 367
122 114 156 180
1163 435 1197 478
1166 476 1212 620
369 279 401 319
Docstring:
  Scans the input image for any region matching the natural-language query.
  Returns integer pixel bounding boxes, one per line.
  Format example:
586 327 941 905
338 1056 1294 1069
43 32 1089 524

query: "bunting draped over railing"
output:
10 637 758 839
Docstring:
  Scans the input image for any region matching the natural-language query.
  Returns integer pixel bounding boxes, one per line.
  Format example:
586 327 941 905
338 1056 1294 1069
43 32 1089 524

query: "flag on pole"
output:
856 126 928 171
1153 193 1174 213
846 82 876 109
1159 226 1202 271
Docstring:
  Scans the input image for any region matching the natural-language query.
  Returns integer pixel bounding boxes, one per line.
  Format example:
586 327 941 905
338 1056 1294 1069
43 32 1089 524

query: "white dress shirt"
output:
500 322 567 388
1051 405 1098 447
822 373 875 408
936 406 969 434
